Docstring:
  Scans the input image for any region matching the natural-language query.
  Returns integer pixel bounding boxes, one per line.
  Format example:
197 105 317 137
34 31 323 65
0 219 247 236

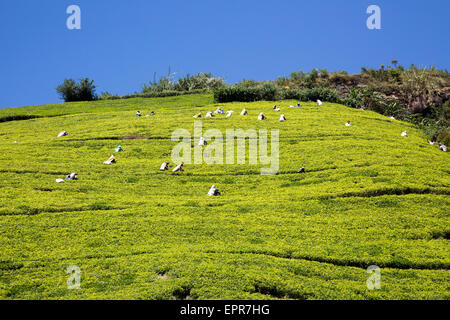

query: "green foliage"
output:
56 78 97 102
281 87 341 103
437 132 450 146
435 101 450 125
258 82 279 101
142 72 224 94
0 96 448 299
214 86 343 104
237 79 259 87
173 73 224 91
98 92 120 100
213 86 264 102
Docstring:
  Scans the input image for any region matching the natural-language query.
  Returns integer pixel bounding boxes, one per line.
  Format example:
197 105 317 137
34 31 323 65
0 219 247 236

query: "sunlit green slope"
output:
0 94 448 299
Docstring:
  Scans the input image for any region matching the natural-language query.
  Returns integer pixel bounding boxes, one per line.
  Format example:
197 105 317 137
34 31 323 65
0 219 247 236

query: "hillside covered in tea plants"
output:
0 93 448 299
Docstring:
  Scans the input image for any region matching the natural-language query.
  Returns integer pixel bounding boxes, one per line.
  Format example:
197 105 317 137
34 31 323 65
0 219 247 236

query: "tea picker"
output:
208 185 221 196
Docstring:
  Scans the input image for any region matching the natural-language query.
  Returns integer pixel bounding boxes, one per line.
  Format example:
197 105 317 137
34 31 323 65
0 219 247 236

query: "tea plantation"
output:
0 94 448 299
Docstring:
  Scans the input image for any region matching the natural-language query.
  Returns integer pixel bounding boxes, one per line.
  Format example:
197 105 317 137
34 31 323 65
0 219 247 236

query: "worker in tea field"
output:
199 137 207 146
208 185 221 196
65 173 78 180
160 162 169 171
173 163 184 172
103 155 116 165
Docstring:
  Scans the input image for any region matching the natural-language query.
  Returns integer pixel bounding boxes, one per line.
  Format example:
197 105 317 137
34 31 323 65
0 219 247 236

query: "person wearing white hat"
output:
57 131 68 137
257 112 266 120
66 173 78 180
226 110 234 118
279 114 286 122
205 111 213 118
208 185 220 196
160 162 169 171
240 109 248 115
103 155 116 165
439 144 447 152
401 131 408 137
317 100 323 106
214 107 222 114
173 163 184 172
198 137 207 146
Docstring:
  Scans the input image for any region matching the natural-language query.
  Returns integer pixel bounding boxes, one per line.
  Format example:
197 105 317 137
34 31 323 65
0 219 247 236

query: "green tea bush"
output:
258 82 279 101
213 86 262 102
281 87 341 103
0 96 449 299
0 115 41 123
280 89 308 101
339 97 362 109
214 85 342 104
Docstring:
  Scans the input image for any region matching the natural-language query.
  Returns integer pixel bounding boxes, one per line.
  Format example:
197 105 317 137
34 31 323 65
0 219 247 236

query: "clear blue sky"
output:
0 0 449 108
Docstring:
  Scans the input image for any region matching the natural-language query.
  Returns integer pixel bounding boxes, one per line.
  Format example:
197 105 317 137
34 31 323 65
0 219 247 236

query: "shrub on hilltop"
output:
56 78 97 102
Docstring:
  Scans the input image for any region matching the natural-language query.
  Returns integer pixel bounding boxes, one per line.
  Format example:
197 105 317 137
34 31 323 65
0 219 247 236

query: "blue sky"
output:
0 0 449 108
